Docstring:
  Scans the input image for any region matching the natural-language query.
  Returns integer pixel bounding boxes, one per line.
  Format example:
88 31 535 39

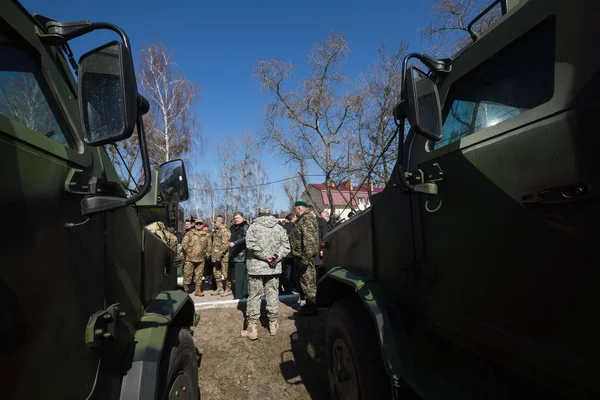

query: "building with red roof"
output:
301 180 384 219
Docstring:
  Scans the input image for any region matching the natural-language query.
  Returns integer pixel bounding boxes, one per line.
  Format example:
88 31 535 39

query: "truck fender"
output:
317 267 414 382
120 290 197 400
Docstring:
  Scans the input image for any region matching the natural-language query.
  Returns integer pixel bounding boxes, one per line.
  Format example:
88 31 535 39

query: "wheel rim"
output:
168 372 193 400
332 337 360 400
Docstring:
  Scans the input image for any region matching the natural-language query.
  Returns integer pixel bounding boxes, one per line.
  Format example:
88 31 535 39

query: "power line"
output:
189 164 379 193
191 173 325 192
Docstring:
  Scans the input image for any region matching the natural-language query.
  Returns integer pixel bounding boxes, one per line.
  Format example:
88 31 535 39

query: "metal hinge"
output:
406 162 444 195
85 303 125 347
407 162 444 185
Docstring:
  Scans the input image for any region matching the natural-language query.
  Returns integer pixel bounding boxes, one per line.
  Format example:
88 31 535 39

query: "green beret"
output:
294 201 308 207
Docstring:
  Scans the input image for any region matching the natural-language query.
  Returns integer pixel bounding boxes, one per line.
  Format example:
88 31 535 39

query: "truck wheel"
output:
326 297 391 400
158 328 200 400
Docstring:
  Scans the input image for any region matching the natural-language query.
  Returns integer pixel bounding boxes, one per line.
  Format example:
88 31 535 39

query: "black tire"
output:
157 328 200 400
326 297 391 400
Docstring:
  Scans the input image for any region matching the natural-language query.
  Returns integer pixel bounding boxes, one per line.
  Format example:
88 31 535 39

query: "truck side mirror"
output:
78 40 137 146
158 159 189 204
405 66 443 142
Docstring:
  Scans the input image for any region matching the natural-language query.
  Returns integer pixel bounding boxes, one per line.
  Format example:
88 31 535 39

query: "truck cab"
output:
0 1 199 398
318 1 599 399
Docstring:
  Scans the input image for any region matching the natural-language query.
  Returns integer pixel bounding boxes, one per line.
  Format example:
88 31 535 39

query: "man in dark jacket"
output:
280 213 297 294
307 205 329 241
282 213 296 234
228 211 250 299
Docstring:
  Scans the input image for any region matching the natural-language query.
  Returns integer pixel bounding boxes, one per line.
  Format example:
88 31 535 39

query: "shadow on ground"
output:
280 308 330 400
237 298 330 399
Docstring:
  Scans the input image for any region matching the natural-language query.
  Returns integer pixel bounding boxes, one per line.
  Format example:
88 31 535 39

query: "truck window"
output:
434 17 556 149
0 43 74 148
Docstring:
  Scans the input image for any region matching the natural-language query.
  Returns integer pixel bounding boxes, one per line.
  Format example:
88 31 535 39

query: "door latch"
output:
85 303 125 347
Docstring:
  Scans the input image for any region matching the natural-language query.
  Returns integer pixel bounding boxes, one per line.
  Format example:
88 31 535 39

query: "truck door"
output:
409 2 598 393
0 5 105 398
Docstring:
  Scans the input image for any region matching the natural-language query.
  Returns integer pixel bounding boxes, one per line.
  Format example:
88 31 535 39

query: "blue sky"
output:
22 0 439 211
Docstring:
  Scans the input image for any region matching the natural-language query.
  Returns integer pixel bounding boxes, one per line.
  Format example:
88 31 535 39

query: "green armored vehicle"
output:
0 0 200 398
318 0 599 399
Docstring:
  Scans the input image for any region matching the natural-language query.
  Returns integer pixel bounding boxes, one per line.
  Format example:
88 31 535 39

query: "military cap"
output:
195 217 203 224
294 200 308 207
258 206 271 216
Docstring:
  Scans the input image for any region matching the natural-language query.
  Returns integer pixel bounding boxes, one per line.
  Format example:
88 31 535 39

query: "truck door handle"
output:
521 183 590 203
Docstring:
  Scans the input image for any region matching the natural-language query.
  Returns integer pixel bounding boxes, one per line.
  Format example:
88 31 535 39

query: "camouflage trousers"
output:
213 259 231 291
299 261 317 305
183 260 204 285
246 275 279 324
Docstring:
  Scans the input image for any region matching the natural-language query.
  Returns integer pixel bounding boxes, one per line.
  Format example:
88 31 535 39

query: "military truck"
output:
1 1 200 398
317 0 599 399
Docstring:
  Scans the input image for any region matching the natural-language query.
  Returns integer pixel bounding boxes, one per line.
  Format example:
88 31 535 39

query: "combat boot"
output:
221 280 233 296
269 320 279 336
247 322 258 340
194 286 204 297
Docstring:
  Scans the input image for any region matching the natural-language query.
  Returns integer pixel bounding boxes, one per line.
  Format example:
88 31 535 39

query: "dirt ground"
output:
193 301 330 400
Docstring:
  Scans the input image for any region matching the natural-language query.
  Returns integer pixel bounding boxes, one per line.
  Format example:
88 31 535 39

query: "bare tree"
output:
188 172 217 221
282 174 304 211
420 0 502 57
138 42 202 167
215 135 241 221
255 32 356 215
212 132 273 220
244 158 273 216
349 41 408 197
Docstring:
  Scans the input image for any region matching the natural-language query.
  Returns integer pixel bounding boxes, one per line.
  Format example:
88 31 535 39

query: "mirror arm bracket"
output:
37 19 134 78
36 18 132 54
45 20 93 41
401 53 449 86
34 15 92 44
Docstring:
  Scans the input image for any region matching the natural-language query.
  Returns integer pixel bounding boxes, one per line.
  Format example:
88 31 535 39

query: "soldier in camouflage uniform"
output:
182 218 211 297
211 216 232 296
243 206 290 340
145 221 178 252
289 201 319 315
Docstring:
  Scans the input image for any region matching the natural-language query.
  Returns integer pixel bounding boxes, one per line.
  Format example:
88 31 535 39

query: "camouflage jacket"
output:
145 222 178 252
211 225 231 261
182 229 212 262
246 216 291 275
289 211 319 264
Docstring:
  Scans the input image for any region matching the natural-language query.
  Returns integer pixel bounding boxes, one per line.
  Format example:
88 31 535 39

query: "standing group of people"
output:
159 200 326 341
180 214 247 298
